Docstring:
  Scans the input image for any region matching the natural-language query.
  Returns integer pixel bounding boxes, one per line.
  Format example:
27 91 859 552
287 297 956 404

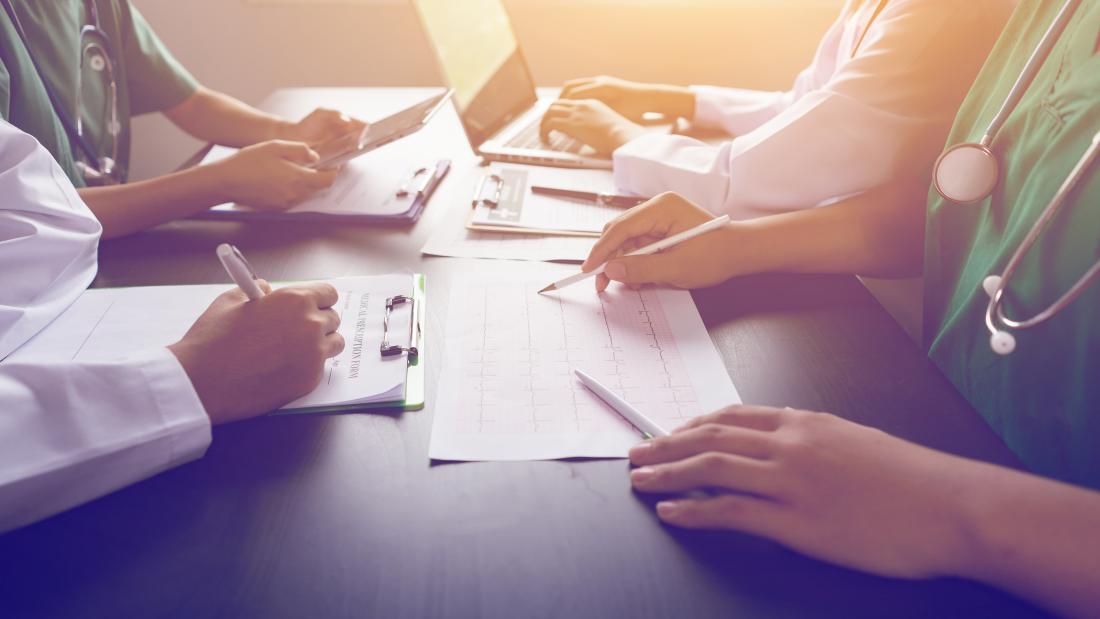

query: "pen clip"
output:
396 167 433 198
380 294 419 361
472 173 504 209
229 244 258 280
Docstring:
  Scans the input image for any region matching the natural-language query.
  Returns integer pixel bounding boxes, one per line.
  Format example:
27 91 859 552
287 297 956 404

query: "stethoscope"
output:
931 0 1100 355
1 0 122 185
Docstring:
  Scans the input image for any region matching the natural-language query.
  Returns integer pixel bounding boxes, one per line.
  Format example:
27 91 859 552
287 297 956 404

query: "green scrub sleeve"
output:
118 3 199 116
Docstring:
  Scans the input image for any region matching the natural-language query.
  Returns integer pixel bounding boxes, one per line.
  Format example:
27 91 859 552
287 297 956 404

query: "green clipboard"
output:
275 274 426 415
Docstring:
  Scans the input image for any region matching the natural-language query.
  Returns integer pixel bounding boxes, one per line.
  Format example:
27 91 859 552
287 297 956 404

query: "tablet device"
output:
313 89 454 169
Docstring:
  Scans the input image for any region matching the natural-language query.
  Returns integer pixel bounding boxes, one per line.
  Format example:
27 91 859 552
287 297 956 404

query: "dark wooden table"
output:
0 89 1051 619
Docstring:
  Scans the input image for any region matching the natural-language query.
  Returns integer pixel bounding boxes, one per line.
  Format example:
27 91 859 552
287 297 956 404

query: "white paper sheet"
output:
469 164 625 234
429 267 740 461
10 276 414 411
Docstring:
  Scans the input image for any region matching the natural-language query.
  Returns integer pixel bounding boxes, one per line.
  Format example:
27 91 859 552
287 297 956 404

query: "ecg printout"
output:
429 269 741 461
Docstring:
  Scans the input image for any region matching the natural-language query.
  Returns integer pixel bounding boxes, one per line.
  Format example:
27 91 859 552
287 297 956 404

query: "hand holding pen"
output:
540 194 734 294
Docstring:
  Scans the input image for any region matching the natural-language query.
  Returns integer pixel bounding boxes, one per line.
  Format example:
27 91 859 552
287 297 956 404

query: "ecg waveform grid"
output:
451 281 702 436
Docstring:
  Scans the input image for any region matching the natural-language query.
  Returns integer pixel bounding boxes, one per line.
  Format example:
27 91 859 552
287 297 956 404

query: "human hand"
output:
210 141 339 210
539 99 646 155
560 76 694 122
168 281 345 425
629 406 979 579
582 193 737 291
282 107 367 146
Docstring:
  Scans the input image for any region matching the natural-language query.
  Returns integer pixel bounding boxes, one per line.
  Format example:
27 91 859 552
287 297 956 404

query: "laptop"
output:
410 0 611 169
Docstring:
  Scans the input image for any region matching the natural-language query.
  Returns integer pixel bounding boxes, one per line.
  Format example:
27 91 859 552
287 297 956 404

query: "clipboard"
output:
465 167 613 238
275 273 427 415
197 161 450 225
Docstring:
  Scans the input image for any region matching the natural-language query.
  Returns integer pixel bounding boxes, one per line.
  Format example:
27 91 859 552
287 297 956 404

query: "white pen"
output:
538 215 732 294
574 369 669 439
216 243 266 301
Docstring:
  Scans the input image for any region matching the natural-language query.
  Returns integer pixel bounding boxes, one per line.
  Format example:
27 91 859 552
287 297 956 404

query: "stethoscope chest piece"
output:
934 142 1000 204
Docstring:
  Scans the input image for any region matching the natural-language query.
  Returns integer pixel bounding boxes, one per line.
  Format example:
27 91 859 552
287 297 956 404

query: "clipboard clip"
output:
396 167 435 199
471 173 504 208
380 294 420 361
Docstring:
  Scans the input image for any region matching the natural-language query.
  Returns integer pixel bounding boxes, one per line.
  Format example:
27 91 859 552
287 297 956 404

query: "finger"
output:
269 141 320 165
656 495 786 536
560 77 593 95
582 210 670 273
256 279 273 294
630 425 775 466
301 167 340 190
540 109 572 142
322 332 346 359
603 253 680 287
562 84 604 101
319 308 340 334
595 273 611 293
630 453 775 496
673 405 787 434
296 282 340 309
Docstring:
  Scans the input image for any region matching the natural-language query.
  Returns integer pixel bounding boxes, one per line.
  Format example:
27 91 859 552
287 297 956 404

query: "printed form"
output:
430 268 740 461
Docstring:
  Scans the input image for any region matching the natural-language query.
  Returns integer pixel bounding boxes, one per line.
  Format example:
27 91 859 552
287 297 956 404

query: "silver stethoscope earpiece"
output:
982 276 1017 356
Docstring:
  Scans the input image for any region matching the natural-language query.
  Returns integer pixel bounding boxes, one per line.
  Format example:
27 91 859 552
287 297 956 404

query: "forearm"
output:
79 164 224 238
164 86 291 147
727 182 926 279
953 464 1100 619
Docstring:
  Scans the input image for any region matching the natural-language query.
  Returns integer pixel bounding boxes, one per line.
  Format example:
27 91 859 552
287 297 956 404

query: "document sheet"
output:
10 276 414 412
429 267 740 461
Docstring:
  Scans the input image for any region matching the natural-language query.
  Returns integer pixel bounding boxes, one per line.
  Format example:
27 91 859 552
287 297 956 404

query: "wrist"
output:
609 121 647 152
198 158 237 205
653 85 696 120
167 342 219 424
713 221 765 279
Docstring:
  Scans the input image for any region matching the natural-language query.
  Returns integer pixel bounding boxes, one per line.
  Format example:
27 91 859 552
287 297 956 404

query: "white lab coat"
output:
613 0 1017 219
0 121 209 533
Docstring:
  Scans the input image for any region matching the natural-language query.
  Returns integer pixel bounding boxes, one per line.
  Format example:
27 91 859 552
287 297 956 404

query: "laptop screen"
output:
412 0 538 148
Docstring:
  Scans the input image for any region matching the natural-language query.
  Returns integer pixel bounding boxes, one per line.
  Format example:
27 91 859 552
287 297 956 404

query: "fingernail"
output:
629 441 652 459
656 501 679 519
630 466 655 484
605 262 626 280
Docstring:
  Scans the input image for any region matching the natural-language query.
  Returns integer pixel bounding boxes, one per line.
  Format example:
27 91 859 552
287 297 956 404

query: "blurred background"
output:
129 0 844 180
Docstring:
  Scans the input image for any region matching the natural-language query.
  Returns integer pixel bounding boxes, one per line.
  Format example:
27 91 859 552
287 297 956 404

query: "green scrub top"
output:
925 0 1100 488
0 0 197 186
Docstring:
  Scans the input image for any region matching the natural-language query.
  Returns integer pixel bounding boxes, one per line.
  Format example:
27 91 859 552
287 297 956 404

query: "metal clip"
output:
380 294 419 361
471 173 504 208
396 167 433 198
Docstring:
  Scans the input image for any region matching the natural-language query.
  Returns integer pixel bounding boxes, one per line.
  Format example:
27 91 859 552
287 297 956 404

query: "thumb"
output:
603 254 674 287
269 141 320 165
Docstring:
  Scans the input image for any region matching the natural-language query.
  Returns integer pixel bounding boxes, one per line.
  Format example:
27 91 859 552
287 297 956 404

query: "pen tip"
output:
537 284 555 295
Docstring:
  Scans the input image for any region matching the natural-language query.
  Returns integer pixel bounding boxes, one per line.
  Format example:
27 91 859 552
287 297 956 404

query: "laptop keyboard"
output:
505 120 586 154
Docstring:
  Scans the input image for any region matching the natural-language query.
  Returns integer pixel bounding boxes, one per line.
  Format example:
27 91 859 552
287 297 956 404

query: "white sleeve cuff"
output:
138 348 212 465
690 85 790 135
